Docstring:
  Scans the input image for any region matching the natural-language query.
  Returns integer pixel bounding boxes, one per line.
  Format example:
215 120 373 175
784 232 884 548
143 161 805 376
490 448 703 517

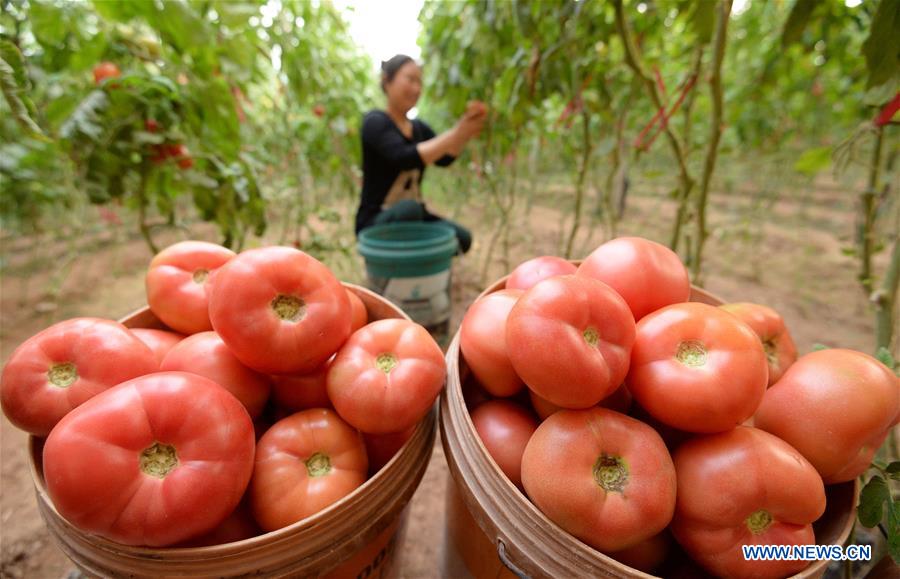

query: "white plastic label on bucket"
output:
378 270 451 327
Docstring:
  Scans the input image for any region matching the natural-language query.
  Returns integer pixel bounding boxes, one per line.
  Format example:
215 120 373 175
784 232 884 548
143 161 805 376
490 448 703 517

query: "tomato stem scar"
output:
583 327 600 348
140 442 178 478
192 269 209 284
376 353 398 374
271 294 306 322
593 454 628 492
676 340 708 367
746 509 774 535
306 452 332 477
48 362 77 388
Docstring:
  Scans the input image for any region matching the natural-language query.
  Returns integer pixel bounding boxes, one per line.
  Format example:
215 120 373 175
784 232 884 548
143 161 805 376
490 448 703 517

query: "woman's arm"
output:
418 106 486 164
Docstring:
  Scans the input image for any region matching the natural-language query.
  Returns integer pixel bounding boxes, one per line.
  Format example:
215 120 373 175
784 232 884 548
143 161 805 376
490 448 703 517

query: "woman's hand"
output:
456 101 488 141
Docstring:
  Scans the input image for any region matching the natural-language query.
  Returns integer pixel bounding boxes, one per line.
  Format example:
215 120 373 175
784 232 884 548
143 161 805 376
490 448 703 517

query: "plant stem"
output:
137 167 159 254
860 126 884 294
565 108 593 258
873 236 899 353
691 0 733 283
613 0 695 253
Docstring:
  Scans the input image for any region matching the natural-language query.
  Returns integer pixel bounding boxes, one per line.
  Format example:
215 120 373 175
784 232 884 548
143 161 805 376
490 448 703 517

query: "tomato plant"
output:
1 318 157 436
92 61 120 86
43 371 256 546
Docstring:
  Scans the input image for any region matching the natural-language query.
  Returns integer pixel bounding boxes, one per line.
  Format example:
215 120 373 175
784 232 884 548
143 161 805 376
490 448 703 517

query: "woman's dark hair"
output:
380 54 415 93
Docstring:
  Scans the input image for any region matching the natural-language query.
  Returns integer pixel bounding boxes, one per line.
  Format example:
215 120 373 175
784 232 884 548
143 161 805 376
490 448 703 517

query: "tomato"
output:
179 499 261 547
671 426 826 579
160 331 271 418
471 400 537 488
529 383 632 421
250 408 367 531
720 302 797 386
506 275 635 409
576 237 690 321
607 531 672 574
93 61 121 85
460 289 524 397
313 104 326 117
145 241 236 335
208 246 351 375
754 349 899 483
177 154 194 170
43 372 255 546
505 256 577 291
627 302 768 433
144 119 160 133
271 359 332 412
346 288 368 333
130 328 184 367
363 426 414 475
1 318 157 436
327 319 444 434
521 408 676 552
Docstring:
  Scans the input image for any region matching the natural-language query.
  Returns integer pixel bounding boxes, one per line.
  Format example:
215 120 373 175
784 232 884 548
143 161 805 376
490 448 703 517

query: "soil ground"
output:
1 173 895 578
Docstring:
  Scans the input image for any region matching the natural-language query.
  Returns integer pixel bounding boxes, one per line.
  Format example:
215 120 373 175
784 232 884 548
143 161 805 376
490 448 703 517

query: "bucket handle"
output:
497 539 530 579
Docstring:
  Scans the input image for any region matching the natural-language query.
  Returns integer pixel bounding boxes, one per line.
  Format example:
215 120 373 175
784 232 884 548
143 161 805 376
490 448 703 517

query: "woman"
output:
355 54 486 254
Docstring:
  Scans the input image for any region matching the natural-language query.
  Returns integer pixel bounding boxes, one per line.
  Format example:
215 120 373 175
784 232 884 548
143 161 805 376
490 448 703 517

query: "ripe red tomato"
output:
270 359 332 412
471 400 537 488
363 426 414 475
506 275 635 409
529 383 632 421
671 426 826 579
313 104 326 117
720 302 797 386
1 318 157 436
43 372 256 546
460 289 524 397
627 302 768 433
250 408 367 531
521 408 676 552
129 328 184 367
144 119 160 133
607 531 672 574
505 256 577 291
145 241 236 335
93 61 121 85
179 499 261 547
346 288 368 333
208 246 351 375
754 349 899 483
577 237 690 321
177 154 194 170
160 331 271 418
327 319 444 434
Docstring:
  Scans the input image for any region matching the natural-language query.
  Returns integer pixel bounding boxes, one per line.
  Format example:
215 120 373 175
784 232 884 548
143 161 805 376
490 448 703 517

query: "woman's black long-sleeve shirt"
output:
355 110 455 234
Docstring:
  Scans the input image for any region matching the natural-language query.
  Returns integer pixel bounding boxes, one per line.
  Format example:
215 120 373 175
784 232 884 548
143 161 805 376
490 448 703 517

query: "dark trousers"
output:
372 200 472 254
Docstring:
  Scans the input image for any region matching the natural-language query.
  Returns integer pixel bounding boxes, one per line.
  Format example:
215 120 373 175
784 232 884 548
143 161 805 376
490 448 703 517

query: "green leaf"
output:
858 474 889 528
862 0 900 90
689 1 715 44
887 462 900 481
864 75 900 107
889 495 900 564
875 347 897 370
781 0 820 48
60 91 109 141
0 43 46 139
794 146 831 176
811 344 829 351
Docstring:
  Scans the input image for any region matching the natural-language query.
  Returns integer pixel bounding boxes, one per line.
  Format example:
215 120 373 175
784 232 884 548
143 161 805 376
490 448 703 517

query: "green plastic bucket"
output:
358 222 458 339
